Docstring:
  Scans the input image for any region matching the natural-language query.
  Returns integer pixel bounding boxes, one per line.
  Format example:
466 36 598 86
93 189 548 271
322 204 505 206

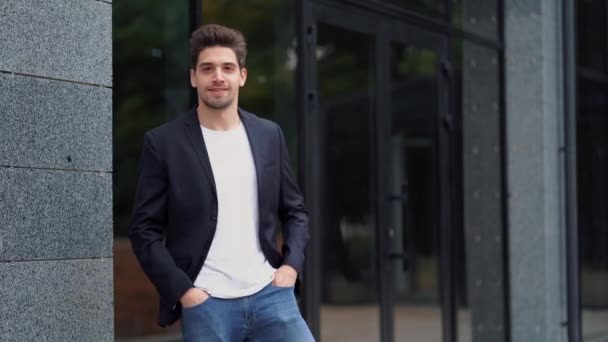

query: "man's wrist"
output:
280 264 298 277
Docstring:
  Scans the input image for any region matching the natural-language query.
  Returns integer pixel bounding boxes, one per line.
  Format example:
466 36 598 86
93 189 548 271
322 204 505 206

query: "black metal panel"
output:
297 1 322 340
375 26 393 342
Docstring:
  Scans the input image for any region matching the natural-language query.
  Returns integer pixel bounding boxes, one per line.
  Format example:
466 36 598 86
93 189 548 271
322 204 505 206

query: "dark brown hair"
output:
190 24 247 69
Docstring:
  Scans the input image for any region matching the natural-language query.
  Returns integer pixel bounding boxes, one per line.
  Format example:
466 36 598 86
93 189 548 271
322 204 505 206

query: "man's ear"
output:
189 68 196 88
240 67 247 87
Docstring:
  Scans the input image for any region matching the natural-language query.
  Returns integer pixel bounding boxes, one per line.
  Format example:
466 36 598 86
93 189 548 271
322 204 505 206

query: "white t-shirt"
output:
193 121 276 298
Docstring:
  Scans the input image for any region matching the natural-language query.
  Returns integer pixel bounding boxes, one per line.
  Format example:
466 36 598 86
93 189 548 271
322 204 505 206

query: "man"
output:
129 24 314 341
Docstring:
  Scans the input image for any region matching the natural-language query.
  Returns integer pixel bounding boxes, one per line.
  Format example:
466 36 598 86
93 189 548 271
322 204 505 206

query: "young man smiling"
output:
129 24 314 341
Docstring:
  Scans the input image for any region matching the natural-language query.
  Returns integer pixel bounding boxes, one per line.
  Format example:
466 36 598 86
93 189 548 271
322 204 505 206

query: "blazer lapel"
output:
239 108 264 204
183 108 217 197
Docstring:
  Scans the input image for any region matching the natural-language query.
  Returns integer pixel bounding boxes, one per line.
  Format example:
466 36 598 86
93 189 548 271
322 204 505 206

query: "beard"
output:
200 93 234 110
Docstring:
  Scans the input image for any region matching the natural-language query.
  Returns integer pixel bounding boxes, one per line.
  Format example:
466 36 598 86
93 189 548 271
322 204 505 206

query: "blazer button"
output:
210 215 217 221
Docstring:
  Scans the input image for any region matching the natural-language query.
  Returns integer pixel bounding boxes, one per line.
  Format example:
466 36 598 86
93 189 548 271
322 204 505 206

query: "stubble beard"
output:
200 93 234 110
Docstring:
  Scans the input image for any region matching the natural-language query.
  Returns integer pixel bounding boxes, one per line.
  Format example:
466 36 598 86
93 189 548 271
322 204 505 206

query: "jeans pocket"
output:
183 297 213 311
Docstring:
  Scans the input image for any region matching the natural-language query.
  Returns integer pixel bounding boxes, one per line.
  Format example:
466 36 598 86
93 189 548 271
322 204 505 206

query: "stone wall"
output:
0 0 113 340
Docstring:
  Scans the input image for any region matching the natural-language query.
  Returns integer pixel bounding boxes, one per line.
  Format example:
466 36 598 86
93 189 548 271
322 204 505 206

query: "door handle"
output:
387 251 409 271
387 252 407 260
387 182 409 202
387 193 407 202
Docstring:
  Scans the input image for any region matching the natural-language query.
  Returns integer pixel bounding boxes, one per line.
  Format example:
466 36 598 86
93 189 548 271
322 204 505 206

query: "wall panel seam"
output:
0 70 112 89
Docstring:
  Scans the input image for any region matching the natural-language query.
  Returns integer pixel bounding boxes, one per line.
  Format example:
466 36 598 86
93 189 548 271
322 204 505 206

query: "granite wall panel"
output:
0 167 112 261
0 73 112 172
0 258 113 341
0 0 112 85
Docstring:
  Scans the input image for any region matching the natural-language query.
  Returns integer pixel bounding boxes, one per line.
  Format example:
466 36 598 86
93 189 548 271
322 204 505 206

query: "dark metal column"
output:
563 0 582 340
375 27 394 342
297 0 321 340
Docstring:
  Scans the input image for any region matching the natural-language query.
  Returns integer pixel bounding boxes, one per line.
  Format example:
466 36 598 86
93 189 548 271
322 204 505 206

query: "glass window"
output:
389 42 443 342
315 22 380 341
577 77 608 341
113 1 191 339
576 1 608 338
201 0 298 163
577 0 607 72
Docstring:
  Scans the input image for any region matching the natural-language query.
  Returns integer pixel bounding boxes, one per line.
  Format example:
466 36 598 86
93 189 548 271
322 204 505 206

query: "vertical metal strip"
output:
297 0 321 339
563 0 582 340
444 1 458 340
497 0 512 341
438 54 456 342
375 29 394 342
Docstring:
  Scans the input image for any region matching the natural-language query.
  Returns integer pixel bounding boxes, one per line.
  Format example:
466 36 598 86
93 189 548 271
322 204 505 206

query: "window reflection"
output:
390 43 443 342
577 78 608 341
577 0 607 72
202 0 298 160
576 1 608 339
316 23 380 341
114 1 190 339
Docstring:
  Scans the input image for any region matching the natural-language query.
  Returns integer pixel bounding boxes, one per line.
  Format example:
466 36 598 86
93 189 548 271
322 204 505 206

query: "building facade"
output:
1 0 607 342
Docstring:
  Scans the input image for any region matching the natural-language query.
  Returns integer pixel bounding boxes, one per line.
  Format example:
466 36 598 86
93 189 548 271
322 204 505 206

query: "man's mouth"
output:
208 88 228 93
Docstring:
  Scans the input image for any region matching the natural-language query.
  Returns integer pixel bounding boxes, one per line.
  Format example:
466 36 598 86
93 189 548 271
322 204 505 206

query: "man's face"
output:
190 46 247 110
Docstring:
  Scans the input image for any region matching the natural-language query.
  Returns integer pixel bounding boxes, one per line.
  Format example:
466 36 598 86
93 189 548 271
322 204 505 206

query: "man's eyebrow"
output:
198 62 238 67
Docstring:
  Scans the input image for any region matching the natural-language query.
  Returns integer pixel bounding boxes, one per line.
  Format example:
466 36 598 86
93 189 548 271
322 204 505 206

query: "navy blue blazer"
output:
129 107 310 327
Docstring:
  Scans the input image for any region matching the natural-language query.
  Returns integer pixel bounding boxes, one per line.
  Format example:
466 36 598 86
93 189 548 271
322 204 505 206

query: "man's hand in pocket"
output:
273 265 298 287
180 288 210 308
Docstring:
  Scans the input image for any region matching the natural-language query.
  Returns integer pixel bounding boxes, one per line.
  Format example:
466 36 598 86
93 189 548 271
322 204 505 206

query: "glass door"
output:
312 13 380 342
302 4 453 341
378 28 453 342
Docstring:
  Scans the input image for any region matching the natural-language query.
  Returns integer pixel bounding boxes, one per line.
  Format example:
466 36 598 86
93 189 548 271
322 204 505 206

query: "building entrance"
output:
299 3 456 341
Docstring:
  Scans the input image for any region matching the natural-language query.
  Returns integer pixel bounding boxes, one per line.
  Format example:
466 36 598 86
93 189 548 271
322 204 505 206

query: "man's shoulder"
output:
145 110 193 140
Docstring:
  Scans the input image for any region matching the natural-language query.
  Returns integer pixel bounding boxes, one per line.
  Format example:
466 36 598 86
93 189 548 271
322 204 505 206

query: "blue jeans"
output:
181 283 315 342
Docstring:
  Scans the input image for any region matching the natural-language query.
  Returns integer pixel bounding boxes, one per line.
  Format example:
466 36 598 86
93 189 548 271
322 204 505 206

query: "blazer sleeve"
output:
276 125 311 275
128 131 193 308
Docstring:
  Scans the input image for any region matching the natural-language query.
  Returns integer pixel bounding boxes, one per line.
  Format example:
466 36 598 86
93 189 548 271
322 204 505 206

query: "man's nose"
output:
211 68 225 82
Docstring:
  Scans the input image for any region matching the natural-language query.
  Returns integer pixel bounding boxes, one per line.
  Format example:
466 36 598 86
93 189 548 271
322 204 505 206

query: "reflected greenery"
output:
114 0 297 238
113 1 191 237
202 0 298 156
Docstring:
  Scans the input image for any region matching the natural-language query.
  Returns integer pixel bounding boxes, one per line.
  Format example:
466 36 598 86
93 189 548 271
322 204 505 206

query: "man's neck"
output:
197 104 240 131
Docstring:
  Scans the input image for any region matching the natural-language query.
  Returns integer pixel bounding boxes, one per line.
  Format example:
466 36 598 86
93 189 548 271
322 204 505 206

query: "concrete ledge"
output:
0 0 112 85
0 258 113 342
0 167 112 261
0 73 112 171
